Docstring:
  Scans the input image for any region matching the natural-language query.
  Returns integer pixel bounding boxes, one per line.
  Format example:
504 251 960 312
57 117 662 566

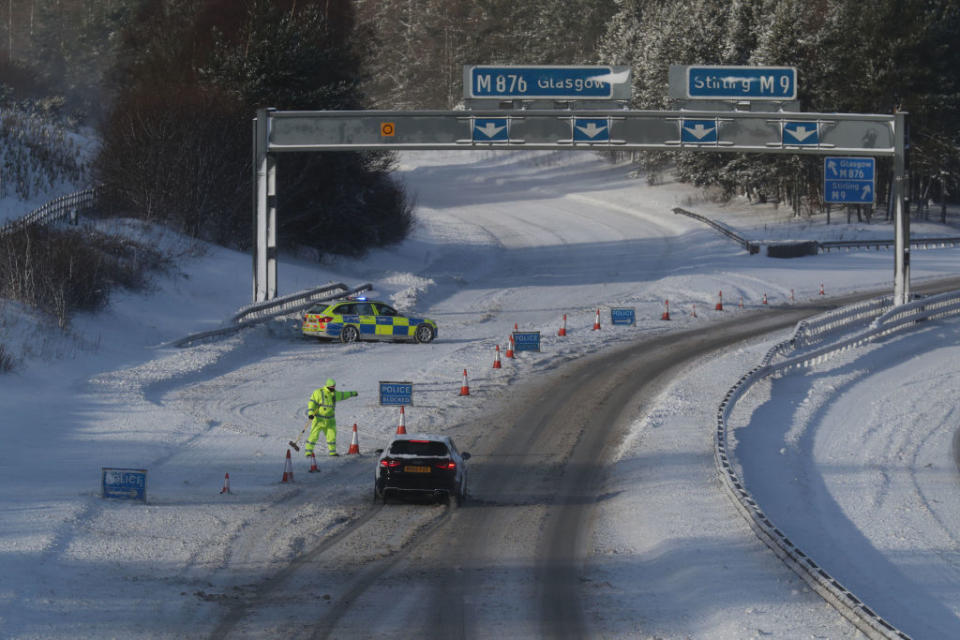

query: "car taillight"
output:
380 459 401 468
318 316 333 324
435 461 456 470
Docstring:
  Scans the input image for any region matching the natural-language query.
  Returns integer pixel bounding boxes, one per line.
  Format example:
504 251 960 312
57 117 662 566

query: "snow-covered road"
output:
3 150 960 638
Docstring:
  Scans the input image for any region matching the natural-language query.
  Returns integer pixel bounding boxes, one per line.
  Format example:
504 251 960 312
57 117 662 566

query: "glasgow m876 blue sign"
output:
824 157 876 204
682 66 796 101
466 66 629 101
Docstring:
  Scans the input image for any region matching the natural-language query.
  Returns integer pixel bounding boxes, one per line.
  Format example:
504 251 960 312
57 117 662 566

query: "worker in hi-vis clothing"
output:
306 378 358 457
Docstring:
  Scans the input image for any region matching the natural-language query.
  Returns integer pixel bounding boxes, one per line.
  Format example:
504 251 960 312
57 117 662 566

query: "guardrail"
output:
0 187 97 238
716 289 960 640
169 281 373 348
819 236 960 253
672 207 760 254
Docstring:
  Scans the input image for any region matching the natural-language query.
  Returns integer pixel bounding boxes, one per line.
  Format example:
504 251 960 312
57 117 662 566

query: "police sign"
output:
102 468 147 502
379 381 413 406
512 331 541 352
610 307 636 326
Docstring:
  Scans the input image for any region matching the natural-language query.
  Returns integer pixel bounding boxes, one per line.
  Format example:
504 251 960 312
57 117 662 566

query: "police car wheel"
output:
414 324 434 344
340 325 360 343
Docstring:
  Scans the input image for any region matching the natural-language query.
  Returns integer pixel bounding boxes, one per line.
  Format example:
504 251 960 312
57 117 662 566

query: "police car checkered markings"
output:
301 299 437 344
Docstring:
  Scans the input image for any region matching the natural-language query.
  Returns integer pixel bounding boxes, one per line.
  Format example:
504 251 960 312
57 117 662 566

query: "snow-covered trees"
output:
598 0 960 214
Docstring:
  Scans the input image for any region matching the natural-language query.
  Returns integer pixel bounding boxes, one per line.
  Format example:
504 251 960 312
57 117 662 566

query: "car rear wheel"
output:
340 325 360 343
414 324 434 344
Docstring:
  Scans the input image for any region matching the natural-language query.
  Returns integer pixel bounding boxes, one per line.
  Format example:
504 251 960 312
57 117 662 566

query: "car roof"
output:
390 433 451 444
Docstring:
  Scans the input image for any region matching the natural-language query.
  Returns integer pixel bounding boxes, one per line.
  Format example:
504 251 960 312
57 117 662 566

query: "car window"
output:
375 303 398 317
307 304 331 315
355 302 374 316
336 303 356 316
389 440 450 456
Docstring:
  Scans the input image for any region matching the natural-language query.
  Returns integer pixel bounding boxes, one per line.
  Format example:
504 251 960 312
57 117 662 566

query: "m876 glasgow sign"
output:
465 66 631 101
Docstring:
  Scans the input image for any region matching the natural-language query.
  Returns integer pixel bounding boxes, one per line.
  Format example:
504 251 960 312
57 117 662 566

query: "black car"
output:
374 434 470 506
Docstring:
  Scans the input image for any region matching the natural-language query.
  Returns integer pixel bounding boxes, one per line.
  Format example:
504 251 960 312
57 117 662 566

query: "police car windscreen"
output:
389 440 449 457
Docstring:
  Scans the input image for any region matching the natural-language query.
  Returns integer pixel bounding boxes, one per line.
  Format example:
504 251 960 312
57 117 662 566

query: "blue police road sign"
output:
467 66 626 100
610 307 636 326
681 120 717 144
685 66 796 100
102 468 147 502
573 118 610 142
473 118 508 142
783 122 819 145
512 331 541 352
379 381 413 406
824 157 876 204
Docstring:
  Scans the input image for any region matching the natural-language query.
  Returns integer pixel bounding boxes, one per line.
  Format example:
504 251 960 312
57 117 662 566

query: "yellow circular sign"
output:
380 122 395 137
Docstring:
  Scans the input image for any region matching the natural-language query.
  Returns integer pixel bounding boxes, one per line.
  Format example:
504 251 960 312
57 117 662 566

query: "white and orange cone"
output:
691 303 697 318
220 473 231 494
308 453 319 473
762 292 768 305
281 449 294 483
661 300 671 321
459 369 470 396
558 314 567 337
493 344 502 369
738 296 744 309
715 290 724 311
790 288 795 303
396 406 407 435
819 282 825 296
347 423 360 455
592 308 601 331
505 335 515 358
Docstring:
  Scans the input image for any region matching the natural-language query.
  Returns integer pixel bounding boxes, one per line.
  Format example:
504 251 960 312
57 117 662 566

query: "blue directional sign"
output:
467 66 628 100
610 307 636 326
681 120 718 144
783 121 819 145
824 157 876 204
102 468 147 502
379 381 413 406
473 118 509 142
512 331 541 352
573 118 610 142
685 66 796 100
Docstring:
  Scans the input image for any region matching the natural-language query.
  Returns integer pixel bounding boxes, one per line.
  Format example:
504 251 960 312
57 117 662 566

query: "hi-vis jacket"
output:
309 387 358 421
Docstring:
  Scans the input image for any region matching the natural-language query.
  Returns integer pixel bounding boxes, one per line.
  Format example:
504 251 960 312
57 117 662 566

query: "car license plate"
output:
404 465 430 473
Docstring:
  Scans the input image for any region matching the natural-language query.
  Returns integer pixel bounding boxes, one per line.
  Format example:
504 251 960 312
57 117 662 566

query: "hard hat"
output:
326 378 336 388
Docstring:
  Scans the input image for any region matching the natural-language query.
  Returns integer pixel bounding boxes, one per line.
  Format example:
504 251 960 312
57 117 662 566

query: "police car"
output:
301 298 438 343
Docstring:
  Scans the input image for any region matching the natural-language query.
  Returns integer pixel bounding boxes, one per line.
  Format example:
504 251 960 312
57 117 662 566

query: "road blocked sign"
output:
512 331 541 352
610 307 636 325
102 468 147 502
379 381 413 406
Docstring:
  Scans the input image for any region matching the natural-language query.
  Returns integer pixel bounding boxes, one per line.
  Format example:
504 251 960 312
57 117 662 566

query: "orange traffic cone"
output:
762 292 768 305
220 473 231 494
661 300 671 321
308 453 319 473
592 308 601 330
691 303 697 318
514 322 518 332
790 288 795 303
397 406 407 435
738 296 744 309
505 335 515 358
459 369 470 396
715 290 724 311
819 282 825 296
281 449 294 483
347 423 360 455
493 344 502 368
558 314 567 337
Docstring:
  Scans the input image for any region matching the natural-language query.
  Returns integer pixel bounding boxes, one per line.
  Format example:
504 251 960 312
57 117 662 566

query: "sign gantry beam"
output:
252 107 908 305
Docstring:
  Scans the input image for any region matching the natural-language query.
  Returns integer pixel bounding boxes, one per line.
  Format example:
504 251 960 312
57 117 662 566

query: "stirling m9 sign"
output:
670 65 797 101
